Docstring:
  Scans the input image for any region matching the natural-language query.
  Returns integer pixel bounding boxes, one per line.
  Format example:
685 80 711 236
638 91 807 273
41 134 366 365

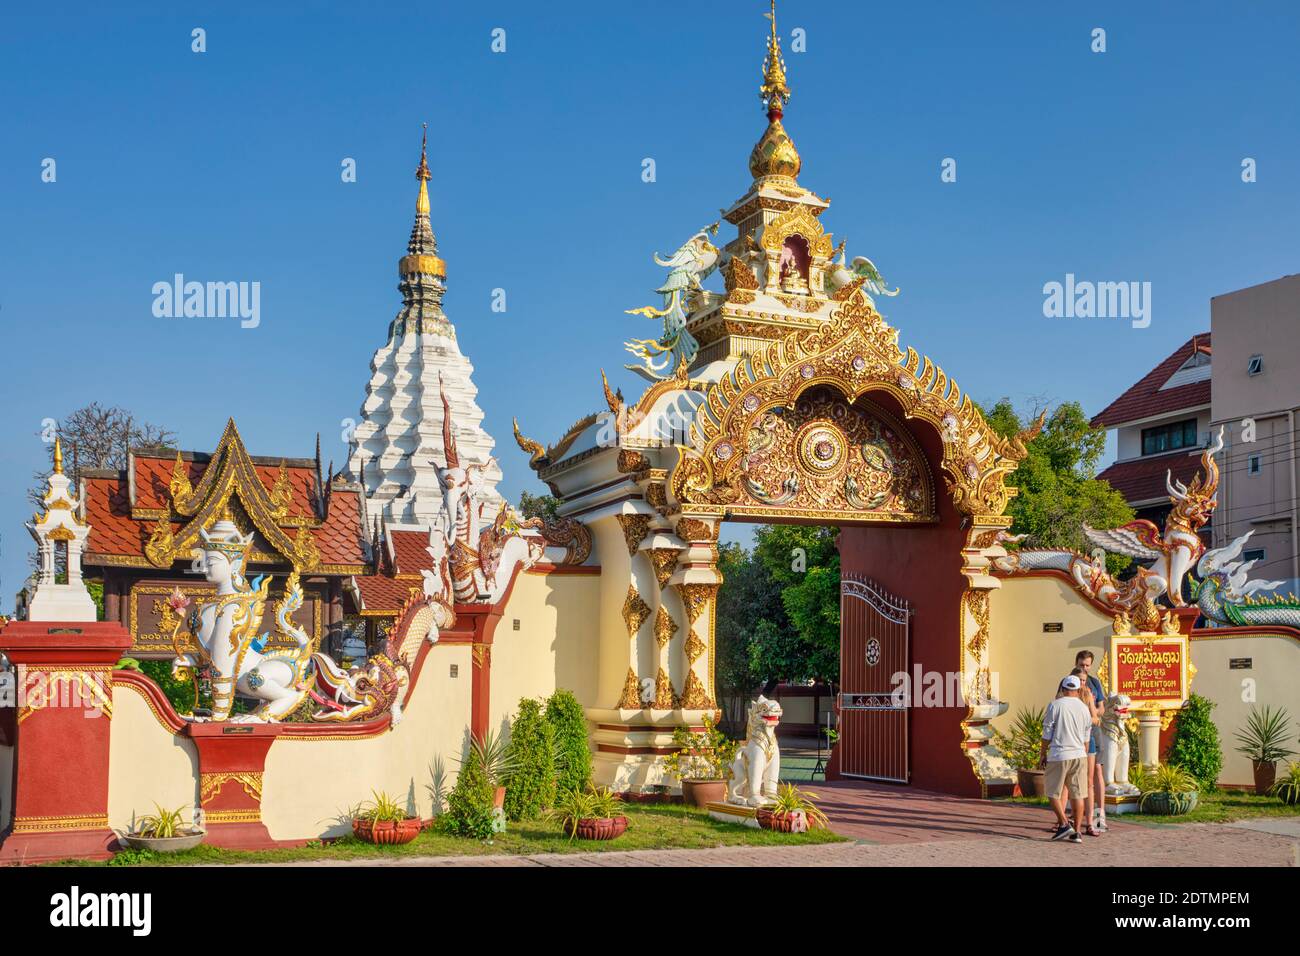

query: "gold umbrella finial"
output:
760 0 790 118
52 435 64 475
416 122 431 215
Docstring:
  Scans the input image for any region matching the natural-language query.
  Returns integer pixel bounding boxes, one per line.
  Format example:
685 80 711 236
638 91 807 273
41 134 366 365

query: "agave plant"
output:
1270 762 1300 805
768 783 830 829
546 787 598 838
356 790 410 824
133 803 187 839
1234 706 1296 763
1138 763 1199 813
991 707 1045 772
465 729 517 786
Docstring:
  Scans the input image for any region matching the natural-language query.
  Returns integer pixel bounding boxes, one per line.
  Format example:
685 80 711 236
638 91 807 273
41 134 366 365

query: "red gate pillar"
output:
187 723 283 849
0 620 132 864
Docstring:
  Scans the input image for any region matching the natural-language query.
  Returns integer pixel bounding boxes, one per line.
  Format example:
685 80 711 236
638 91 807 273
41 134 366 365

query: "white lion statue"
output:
1100 692 1139 796
727 696 783 807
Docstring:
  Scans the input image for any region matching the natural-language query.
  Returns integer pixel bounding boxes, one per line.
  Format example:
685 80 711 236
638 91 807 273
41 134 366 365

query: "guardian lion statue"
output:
1100 692 1139 796
726 696 783 807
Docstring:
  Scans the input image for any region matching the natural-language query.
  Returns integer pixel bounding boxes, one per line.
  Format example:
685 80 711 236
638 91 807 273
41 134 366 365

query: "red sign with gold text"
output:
1108 635 1190 710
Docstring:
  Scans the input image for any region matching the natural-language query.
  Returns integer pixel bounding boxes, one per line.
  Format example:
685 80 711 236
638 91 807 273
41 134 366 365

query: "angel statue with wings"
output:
624 223 720 380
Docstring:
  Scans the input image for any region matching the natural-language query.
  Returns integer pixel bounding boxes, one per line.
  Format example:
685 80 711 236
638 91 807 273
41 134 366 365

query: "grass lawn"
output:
997 789 1300 825
63 803 844 867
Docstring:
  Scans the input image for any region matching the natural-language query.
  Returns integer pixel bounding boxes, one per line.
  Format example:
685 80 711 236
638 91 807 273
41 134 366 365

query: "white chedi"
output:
26 438 97 623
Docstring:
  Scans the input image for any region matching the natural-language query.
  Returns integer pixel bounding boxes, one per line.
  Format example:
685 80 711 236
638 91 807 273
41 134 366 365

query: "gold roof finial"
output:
52 435 64 475
759 0 790 118
415 122 431 215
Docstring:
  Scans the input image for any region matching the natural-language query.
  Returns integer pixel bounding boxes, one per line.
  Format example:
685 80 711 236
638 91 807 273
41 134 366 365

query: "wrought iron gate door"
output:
838 576 911 782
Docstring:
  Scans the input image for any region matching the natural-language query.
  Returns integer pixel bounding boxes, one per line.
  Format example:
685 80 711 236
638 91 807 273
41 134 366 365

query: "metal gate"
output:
838 576 911 782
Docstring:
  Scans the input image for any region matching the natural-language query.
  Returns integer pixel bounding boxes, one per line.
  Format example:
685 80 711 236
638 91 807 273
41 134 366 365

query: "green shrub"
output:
504 698 556 821
442 747 497 840
546 689 593 794
138 659 197 714
1167 693 1223 792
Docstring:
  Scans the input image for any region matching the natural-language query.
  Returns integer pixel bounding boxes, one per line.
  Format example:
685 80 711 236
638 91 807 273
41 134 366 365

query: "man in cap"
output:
1040 674 1093 843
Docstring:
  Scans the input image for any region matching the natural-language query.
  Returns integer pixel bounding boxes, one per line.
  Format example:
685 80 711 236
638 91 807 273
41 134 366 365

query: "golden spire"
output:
415 122 431 216
52 436 64 475
760 0 790 117
749 0 800 185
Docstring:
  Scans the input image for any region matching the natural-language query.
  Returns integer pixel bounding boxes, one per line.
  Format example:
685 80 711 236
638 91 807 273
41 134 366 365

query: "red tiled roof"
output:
389 530 433 576
132 454 320 520
1096 450 1206 506
354 575 420 613
1091 333 1211 428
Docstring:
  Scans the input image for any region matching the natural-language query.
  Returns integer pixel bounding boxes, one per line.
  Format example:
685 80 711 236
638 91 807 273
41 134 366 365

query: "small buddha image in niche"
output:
778 235 811 295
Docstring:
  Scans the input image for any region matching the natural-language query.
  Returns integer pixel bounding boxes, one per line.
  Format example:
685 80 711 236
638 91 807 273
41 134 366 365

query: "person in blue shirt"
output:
1075 651 1108 833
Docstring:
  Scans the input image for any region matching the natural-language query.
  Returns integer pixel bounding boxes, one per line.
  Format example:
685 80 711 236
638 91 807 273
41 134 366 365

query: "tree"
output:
752 525 841 685
713 541 778 729
545 689 592 794
503 697 556 820
982 398 1135 573
518 491 560 523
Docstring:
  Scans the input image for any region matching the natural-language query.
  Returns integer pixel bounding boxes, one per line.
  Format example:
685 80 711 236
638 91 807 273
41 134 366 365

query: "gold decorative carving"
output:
622 585 651 637
654 605 677 648
538 517 592 565
292 526 321 572
680 670 715 710
617 448 649 474
675 582 718 628
11 813 109 834
965 589 990 659
683 631 706 665
759 204 834 259
269 460 293 520
616 514 651 556
144 519 176 568
653 667 675 709
200 771 264 803
618 667 642 709
722 255 760 295
674 518 719 543
169 451 193 506
648 547 681 590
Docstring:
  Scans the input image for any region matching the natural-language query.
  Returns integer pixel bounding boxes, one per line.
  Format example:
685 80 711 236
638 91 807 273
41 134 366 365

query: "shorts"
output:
1087 732 1097 756
1045 757 1088 800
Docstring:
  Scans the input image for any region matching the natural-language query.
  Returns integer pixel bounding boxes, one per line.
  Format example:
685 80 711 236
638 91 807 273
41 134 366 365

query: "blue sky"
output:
2 2 1298 609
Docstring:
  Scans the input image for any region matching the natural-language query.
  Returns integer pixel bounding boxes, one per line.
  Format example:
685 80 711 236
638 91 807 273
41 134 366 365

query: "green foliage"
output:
1167 693 1223 792
1138 763 1199 796
750 525 840 683
992 707 1046 772
518 492 560 523
1234 706 1296 764
1270 762 1300 805
138 658 197 714
87 579 105 620
982 399 1135 575
442 747 498 840
426 755 449 817
468 728 516 786
504 698 557 821
133 803 187 838
546 785 623 839
355 790 410 824
661 714 739 781
769 783 830 829
545 689 592 794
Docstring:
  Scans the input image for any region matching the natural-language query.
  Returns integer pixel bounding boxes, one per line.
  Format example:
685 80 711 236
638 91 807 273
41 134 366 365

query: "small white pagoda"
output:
26 437 98 622
347 128 504 531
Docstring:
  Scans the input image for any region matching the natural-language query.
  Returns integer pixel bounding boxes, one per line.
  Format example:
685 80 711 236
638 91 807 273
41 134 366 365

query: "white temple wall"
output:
107 686 200 831
488 569 601 734
261 642 473 840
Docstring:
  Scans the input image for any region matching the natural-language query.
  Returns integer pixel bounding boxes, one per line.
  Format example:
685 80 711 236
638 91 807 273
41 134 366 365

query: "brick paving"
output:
250 780 1298 867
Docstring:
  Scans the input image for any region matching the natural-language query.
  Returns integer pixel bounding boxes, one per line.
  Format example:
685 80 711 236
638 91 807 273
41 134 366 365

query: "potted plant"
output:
756 783 830 832
119 804 205 853
468 728 517 810
661 714 738 807
1137 763 1200 816
992 707 1046 798
1270 762 1300 806
352 790 422 845
548 785 628 841
1233 706 1295 795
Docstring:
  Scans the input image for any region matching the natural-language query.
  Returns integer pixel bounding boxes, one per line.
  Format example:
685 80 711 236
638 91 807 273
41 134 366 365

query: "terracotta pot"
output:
573 815 628 841
118 830 206 853
353 817 422 845
681 779 726 807
493 786 507 810
755 809 795 832
1252 760 1277 795
1017 768 1046 798
1139 791 1198 816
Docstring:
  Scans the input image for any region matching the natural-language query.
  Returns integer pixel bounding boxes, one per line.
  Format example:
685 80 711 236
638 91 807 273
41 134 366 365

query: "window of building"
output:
1243 548 1266 563
1248 454 1262 476
1247 354 1264 376
1141 418 1199 456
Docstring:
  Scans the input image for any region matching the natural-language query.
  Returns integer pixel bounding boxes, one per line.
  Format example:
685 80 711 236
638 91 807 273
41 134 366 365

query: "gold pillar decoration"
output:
622 585 651 636
653 605 677 648
619 585 652 709
618 667 641 710
648 547 682 590
674 581 718 710
680 671 714 710
616 514 651 556
653 668 675 709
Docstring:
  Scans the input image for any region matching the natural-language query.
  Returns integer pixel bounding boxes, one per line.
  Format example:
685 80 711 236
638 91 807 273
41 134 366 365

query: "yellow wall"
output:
991 575 1300 787
261 642 473 840
1189 631 1300 787
108 684 200 831
488 569 600 733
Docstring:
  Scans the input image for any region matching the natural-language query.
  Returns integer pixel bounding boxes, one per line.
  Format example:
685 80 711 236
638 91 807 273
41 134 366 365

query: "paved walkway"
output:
250 781 1298 867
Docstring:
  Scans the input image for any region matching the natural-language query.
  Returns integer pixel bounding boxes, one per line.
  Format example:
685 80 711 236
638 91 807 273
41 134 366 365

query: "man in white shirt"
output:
1040 675 1094 843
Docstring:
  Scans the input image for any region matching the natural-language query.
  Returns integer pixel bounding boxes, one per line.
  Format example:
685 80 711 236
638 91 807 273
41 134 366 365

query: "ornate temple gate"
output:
838 576 911 782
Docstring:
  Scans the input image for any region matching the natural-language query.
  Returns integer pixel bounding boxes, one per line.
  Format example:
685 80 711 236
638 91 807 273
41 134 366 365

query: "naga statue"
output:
170 516 409 725
726 696 783 807
624 223 720 380
824 243 900 303
1192 531 1299 628
993 429 1223 627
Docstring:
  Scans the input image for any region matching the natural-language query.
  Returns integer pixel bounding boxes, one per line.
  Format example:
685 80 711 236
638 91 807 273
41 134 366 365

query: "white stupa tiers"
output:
26 437 98 622
347 129 504 529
